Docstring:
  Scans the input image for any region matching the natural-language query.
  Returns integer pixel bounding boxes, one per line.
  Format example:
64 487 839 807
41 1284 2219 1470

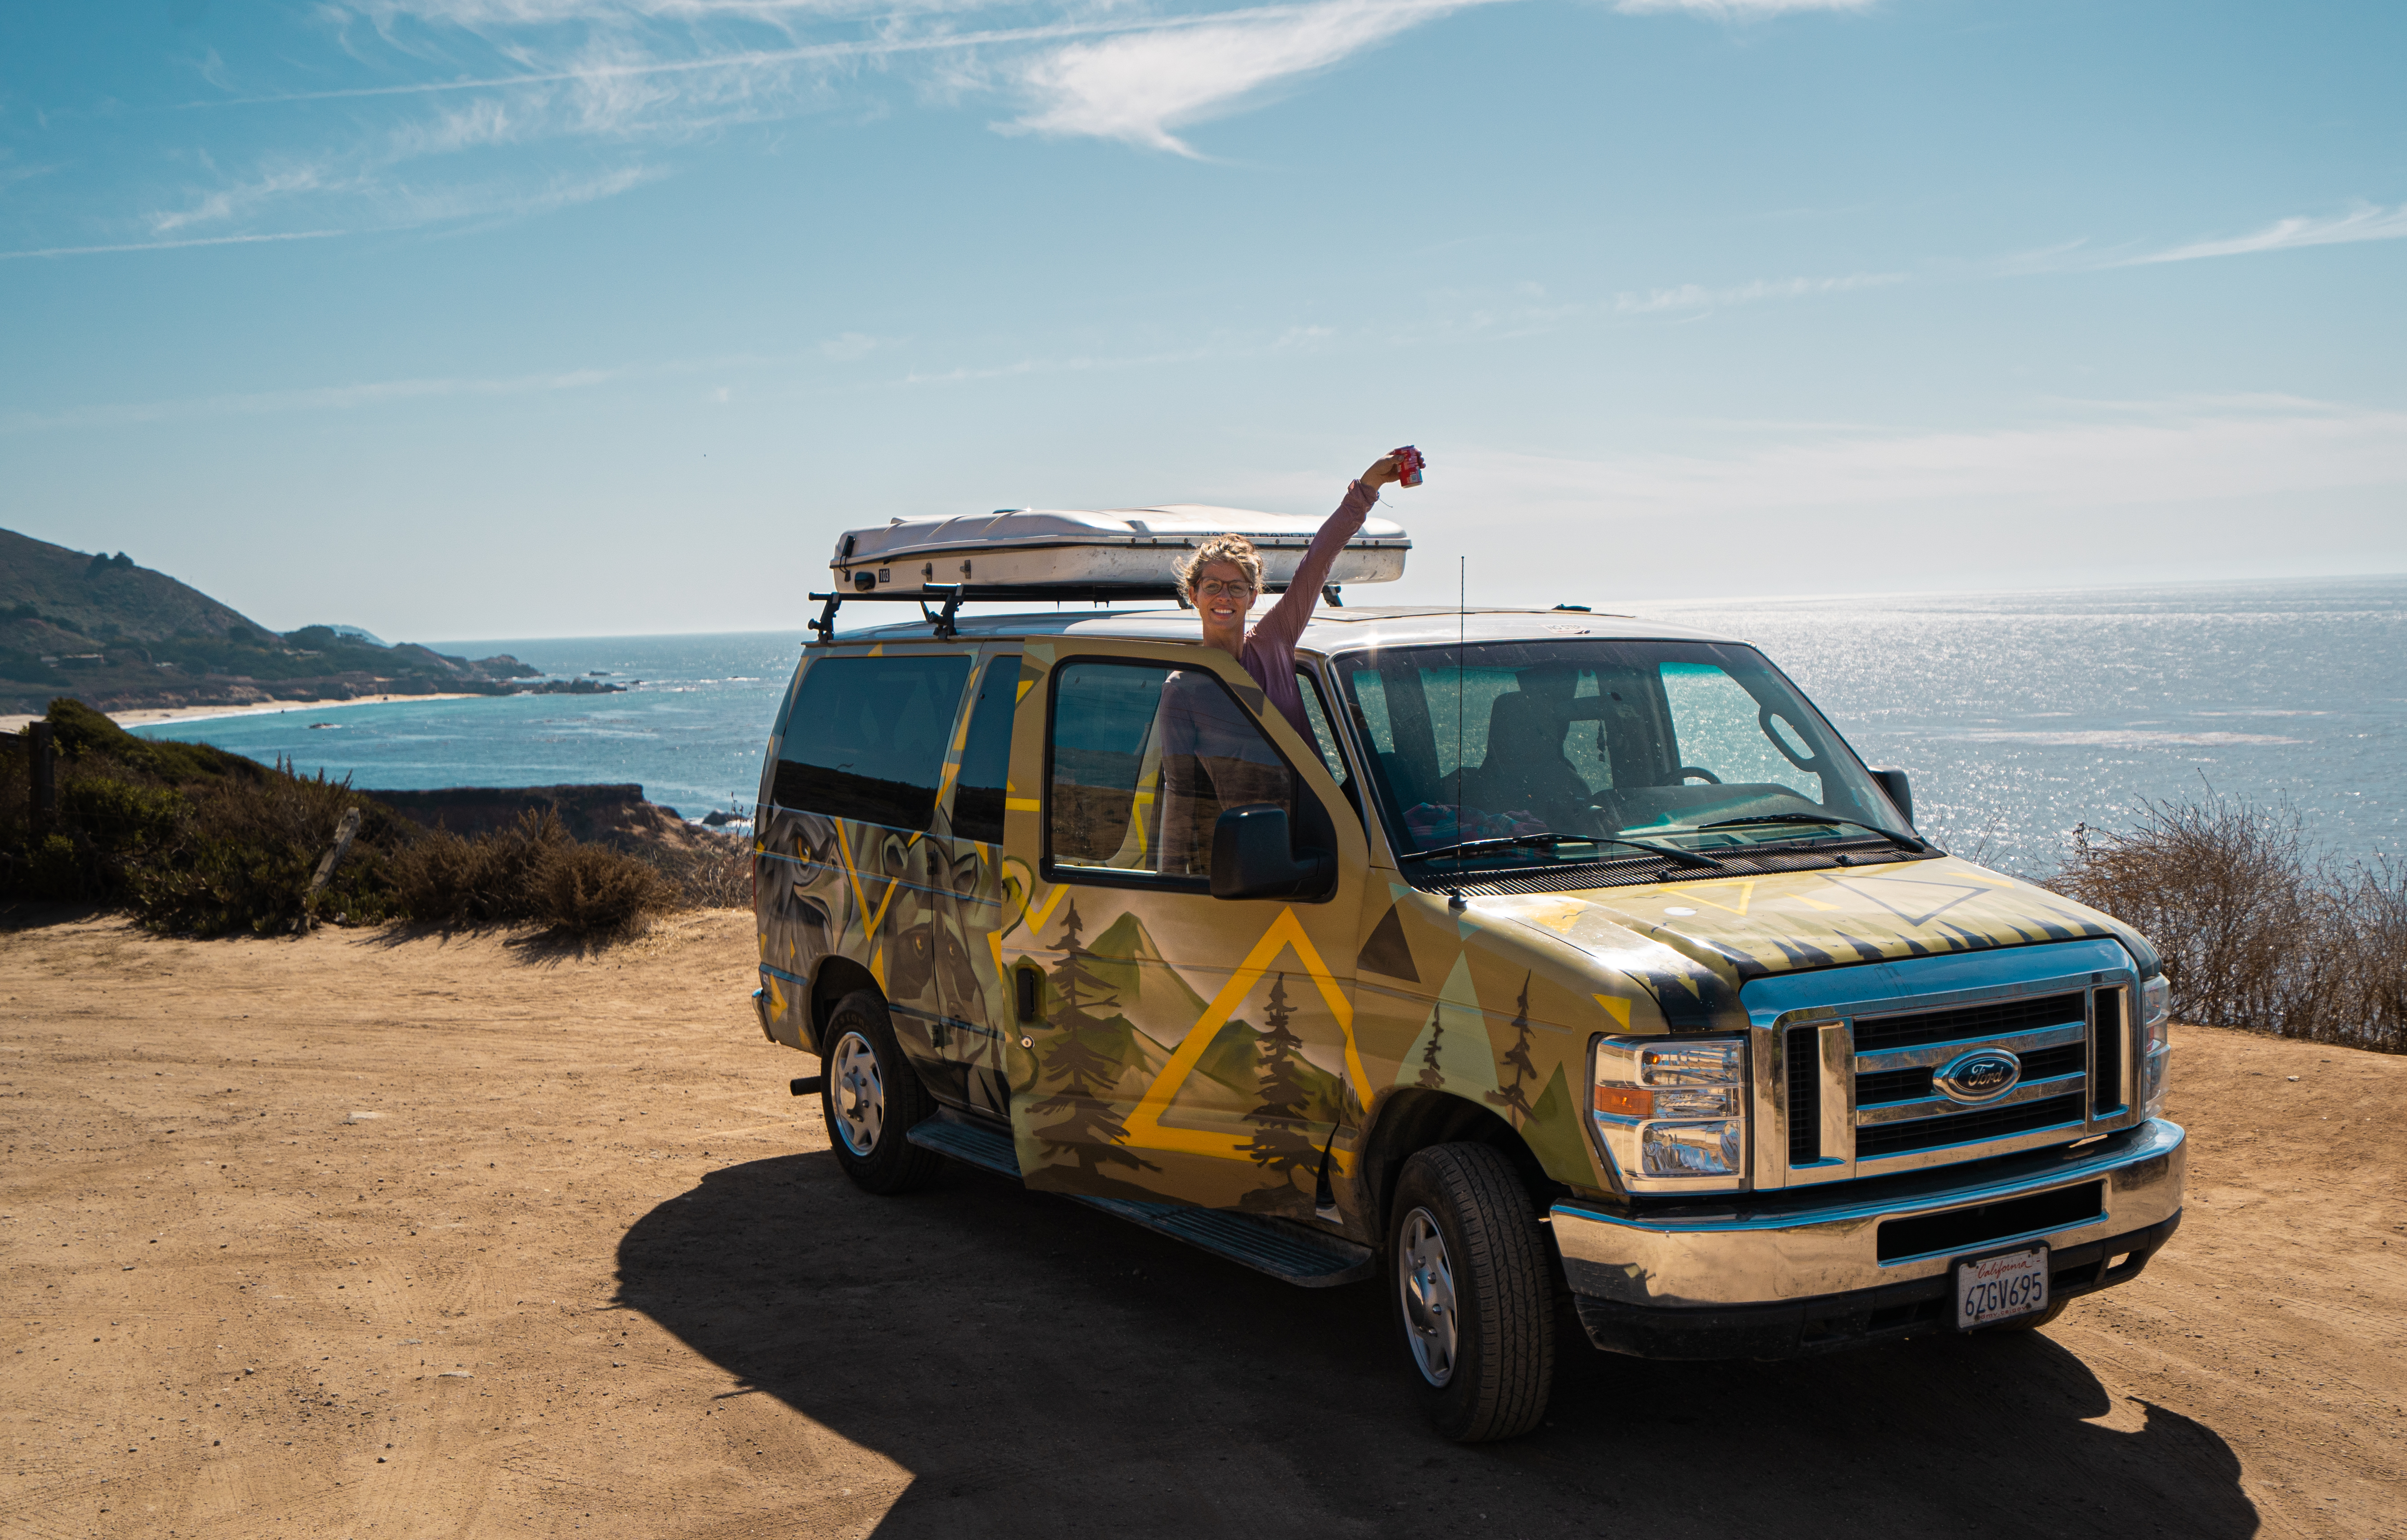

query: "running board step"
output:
905 1113 1022 1180
1074 1197 1376 1288
903 1114 1374 1289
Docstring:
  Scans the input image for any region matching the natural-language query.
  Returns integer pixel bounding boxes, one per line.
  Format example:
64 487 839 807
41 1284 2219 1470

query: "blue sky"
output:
3 0 2401 640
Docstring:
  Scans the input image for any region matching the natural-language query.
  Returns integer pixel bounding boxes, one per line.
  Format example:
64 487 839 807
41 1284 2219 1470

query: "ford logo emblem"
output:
1932 1049 2022 1105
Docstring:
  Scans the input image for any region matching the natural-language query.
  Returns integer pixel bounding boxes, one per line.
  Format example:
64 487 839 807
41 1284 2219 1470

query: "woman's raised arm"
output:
1252 450 1414 648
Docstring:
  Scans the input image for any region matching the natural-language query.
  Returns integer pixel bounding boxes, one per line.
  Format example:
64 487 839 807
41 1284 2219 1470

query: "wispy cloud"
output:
151 165 336 234
0 365 630 434
1004 0 1492 156
1613 270 1904 315
892 321 1335 385
1613 0 1872 16
0 154 59 194
2127 201 2407 266
2001 200 2407 276
0 229 351 262
818 331 886 361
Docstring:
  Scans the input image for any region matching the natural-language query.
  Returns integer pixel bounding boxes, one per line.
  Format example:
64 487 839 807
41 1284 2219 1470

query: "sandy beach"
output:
1 909 2400 1538
0 694 483 736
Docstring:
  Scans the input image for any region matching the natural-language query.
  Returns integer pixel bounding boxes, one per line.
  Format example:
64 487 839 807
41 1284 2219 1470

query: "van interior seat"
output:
1466 691 1595 826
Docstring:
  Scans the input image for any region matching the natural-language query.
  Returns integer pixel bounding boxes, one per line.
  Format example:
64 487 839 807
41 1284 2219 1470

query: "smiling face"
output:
1193 560 1257 634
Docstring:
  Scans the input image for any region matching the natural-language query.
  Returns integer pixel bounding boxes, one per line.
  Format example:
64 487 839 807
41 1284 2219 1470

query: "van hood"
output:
1475 856 2154 1027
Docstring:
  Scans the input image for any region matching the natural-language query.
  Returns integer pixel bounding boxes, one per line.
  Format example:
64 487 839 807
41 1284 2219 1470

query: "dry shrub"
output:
391 810 564 926
532 839 678 931
2050 794 2406 1052
643 831 751 909
390 809 677 935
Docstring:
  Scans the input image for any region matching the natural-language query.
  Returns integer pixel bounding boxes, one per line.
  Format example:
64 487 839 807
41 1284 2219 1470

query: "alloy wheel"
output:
1399 1206 1459 1387
829 1030 884 1156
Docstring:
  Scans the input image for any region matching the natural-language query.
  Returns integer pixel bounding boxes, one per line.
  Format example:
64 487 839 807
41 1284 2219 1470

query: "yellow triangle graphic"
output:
1123 907 1363 1158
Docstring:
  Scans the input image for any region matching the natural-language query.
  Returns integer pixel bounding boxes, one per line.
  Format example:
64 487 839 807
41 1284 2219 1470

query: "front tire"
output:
1389 1143 1555 1442
820 989 944 1194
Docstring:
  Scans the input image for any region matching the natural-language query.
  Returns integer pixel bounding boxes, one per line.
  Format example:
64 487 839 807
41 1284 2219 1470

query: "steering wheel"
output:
1675 767 1721 785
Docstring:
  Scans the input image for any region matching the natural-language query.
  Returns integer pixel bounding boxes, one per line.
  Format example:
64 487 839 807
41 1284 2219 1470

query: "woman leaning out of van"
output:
1151 450 1417 873
1177 448 1417 735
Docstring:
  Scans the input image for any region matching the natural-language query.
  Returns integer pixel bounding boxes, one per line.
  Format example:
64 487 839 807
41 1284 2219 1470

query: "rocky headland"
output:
1 527 541 715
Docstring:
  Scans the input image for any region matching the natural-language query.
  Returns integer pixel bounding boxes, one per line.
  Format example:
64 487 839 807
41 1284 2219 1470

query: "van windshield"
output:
1337 639 1914 872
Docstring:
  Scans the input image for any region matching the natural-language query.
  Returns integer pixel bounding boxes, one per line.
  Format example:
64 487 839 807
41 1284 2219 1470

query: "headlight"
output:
1592 1034 1748 1189
2139 975 2172 1118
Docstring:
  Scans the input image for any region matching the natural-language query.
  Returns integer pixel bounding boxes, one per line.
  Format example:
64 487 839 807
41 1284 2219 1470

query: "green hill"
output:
0 527 536 714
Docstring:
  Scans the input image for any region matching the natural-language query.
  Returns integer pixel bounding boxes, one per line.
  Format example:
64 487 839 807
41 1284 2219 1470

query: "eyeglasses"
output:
1194 579 1256 598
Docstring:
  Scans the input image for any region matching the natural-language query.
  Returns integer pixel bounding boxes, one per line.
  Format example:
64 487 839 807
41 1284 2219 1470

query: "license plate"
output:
1956 1245 2050 1329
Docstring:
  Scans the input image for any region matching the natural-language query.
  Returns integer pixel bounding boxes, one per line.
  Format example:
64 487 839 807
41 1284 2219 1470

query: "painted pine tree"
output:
1028 900 1154 1176
1241 974 1319 1184
1417 1000 1446 1090
1486 974 1538 1123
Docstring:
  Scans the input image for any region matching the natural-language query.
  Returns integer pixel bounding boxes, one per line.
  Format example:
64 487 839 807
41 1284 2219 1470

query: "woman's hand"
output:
1361 453 1402 489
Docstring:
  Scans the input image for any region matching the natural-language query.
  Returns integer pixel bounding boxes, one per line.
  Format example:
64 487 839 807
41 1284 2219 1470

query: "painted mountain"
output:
1088 910 1346 1122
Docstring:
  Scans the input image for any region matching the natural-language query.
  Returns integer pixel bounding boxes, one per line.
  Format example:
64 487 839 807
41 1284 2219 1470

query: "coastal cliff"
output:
0 527 539 714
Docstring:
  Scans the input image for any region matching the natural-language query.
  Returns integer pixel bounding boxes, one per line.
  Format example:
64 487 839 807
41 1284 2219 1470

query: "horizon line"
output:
407 568 2407 647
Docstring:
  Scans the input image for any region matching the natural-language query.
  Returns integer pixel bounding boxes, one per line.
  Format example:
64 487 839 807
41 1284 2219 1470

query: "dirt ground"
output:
1 912 2401 1540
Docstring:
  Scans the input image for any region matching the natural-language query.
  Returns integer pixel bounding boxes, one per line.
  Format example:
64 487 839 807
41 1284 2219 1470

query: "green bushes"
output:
0 704 410 935
123 762 410 936
45 696 260 786
4 699 707 938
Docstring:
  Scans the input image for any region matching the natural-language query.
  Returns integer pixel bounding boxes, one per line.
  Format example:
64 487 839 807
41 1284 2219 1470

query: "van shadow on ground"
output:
617 1151 2255 1540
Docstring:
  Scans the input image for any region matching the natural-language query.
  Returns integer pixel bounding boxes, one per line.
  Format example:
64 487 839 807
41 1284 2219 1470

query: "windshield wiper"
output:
1401 833 1725 871
1695 814 1928 853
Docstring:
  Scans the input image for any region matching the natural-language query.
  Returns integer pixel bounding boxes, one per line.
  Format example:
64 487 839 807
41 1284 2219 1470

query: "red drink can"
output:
1394 444 1425 487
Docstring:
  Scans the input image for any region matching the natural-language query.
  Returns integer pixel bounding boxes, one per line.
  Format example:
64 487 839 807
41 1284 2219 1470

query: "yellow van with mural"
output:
750 515 2183 1442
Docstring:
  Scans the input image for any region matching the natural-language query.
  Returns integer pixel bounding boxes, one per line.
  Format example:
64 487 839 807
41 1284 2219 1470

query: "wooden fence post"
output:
29 721 56 830
299 806 364 931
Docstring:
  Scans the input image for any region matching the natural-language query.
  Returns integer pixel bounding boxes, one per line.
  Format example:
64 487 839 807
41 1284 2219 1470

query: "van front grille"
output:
1785 1026 1821 1165
1850 991 2087 1054
2091 985 2126 1113
1855 1092 2088 1159
1856 1041 2088 1108
1763 947 2141 1185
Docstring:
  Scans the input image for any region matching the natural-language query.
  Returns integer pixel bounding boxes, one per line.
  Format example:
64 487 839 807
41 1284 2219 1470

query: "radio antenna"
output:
1457 555 1466 819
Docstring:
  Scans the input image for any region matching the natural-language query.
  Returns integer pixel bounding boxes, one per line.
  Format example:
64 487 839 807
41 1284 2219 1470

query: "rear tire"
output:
820 989 944 1195
1389 1142 1556 1442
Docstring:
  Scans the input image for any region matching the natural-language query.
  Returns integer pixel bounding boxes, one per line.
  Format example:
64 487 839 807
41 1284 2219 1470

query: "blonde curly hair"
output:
1173 534 1265 606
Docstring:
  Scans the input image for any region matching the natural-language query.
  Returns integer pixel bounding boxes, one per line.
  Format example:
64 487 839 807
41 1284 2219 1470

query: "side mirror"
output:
1210 804 1334 901
1870 767 1913 826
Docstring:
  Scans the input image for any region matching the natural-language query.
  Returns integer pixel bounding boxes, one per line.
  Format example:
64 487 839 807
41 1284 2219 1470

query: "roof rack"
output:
806 581 1345 642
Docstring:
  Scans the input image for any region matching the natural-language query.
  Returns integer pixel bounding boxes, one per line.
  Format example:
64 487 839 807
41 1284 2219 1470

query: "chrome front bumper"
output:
1553 1118 2184 1314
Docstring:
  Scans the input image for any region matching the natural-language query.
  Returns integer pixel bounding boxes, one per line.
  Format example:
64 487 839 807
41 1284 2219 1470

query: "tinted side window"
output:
774 654 973 830
1295 669 1351 790
1048 662 1168 870
1048 660 1294 879
950 656 1021 844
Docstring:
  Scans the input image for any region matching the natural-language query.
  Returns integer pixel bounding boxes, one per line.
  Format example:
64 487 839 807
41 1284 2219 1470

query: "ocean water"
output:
1624 575 2406 872
129 577 2405 873
131 633 809 821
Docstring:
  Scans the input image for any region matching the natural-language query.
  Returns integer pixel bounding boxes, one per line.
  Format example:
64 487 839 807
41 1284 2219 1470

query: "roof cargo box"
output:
830 505 1410 599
